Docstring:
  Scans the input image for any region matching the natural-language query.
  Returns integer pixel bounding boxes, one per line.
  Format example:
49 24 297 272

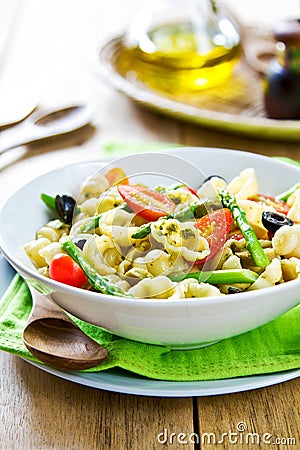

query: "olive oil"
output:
124 22 241 93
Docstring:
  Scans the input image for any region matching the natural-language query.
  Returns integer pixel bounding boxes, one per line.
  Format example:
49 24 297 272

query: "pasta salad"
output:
24 166 300 299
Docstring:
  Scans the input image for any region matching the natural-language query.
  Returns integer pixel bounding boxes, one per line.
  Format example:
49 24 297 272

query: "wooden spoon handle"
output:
27 288 77 327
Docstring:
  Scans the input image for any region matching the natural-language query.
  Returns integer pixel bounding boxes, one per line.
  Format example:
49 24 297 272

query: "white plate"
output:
0 254 299 397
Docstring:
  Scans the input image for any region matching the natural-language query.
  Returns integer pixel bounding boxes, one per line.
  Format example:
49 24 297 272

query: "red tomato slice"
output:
104 167 129 186
227 228 244 241
117 185 176 221
172 184 199 198
194 208 233 264
248 194 290 215
227 232 244 241
49 254 87 288
182 186 199 198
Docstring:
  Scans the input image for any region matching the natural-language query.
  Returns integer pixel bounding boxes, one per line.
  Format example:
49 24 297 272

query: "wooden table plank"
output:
0 353 195 450
197 378 299 450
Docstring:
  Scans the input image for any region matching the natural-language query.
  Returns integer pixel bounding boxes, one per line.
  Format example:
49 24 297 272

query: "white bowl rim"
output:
1 146 300 308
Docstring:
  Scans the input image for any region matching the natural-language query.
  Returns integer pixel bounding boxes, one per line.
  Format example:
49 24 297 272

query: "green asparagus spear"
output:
62 240 133 298
131 202 207 239
170 269 258 285
276 183 300 202
131 222 152 239
79 215 103 233
78 203 131 233
218 189 270 268
174 203 199 221
41 193 57 210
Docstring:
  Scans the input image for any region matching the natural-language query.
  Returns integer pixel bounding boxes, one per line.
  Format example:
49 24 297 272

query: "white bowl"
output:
0 147 299 349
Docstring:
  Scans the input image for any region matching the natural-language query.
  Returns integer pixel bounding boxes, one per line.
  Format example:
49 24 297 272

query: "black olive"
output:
262 211 294 234
227 287 241 294
72 238 87 250
55 194 76 224
200 175 226 186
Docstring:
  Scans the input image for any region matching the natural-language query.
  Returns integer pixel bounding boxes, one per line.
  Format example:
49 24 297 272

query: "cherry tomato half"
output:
194 208 233 264
117 184 176 221
248 194 290 215
182 186 199 198
227 227 244 241
104 167 129 186
49 254 87 288
227 232 244 241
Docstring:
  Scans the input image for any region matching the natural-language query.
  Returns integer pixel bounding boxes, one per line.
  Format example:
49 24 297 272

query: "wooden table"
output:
0 1 299 449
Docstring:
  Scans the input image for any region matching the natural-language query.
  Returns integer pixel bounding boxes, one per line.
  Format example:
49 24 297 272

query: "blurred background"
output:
1 0 299 131
0 0 299 197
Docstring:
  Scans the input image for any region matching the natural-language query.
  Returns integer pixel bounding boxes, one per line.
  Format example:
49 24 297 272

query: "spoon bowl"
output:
33 105 93 131
23 289 108 371
0 103 94 155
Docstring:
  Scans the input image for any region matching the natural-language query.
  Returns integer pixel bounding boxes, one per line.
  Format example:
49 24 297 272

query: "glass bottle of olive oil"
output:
123 0 241 94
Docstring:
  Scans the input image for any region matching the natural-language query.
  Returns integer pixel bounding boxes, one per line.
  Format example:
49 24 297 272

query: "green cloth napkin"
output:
0 142 299 381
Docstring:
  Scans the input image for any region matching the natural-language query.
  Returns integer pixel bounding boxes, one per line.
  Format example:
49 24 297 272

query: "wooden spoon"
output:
0 104 94 155
23 289 108 371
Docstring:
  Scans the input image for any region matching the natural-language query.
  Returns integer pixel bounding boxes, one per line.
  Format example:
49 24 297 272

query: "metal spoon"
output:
0 104 94 155
23 288 108 371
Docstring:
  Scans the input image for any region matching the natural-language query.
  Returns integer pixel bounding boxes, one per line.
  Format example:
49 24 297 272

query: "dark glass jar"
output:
264 19 300 119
